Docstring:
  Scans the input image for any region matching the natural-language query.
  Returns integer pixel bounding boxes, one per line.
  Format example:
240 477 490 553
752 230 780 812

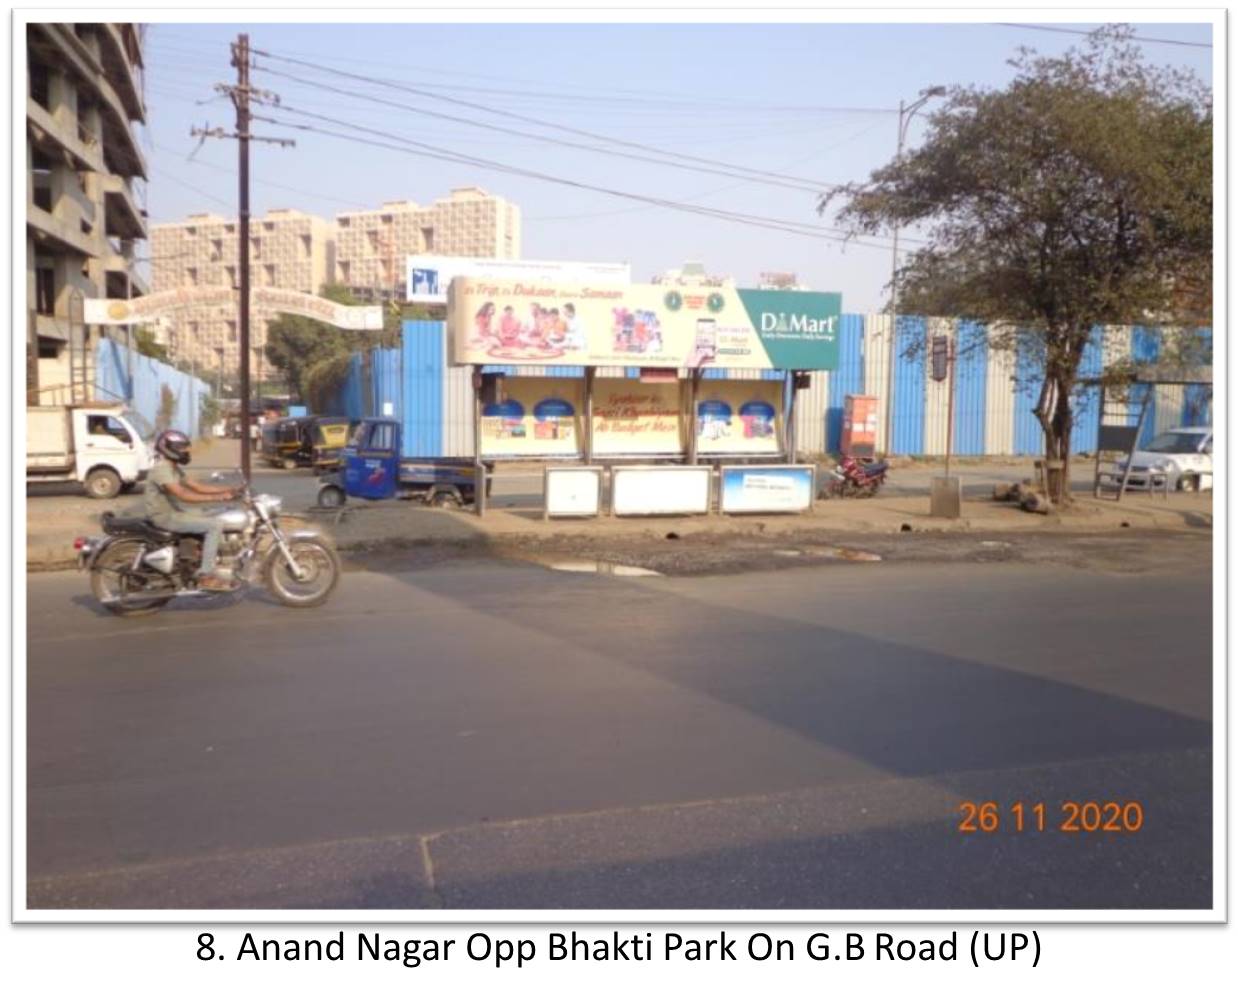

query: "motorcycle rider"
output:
145 429 242 591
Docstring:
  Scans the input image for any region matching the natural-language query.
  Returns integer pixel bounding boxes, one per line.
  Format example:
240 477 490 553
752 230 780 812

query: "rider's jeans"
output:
152 512 223 576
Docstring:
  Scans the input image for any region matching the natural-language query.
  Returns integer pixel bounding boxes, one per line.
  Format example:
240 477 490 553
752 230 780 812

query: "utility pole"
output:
236 32 252 480
885 86 945 457
190 33 292 481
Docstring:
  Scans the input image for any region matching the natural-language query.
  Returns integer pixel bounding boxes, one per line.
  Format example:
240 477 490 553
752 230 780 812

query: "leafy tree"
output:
156 383 177 432
263 284 369 407
820 27 1211 501
133 326 169 362
199 392 222 438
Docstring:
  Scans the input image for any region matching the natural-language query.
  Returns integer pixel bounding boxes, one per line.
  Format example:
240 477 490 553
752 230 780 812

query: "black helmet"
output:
155 429 192 465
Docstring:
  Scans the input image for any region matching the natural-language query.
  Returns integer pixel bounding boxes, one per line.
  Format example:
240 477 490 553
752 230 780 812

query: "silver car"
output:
1116 426 1213 491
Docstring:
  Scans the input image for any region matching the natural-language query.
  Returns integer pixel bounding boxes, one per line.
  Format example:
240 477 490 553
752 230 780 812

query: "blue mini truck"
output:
316 417 492 509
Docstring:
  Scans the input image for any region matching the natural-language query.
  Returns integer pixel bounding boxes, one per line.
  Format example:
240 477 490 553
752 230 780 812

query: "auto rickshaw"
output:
261 416 306 470
307 416 353 472
316 417 492 508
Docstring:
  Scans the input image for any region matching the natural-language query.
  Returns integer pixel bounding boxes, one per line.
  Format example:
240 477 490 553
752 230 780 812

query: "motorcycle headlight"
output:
257 494 283 515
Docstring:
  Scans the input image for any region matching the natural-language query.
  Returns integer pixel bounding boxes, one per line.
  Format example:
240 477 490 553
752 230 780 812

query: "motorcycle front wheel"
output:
90 539 176 617
264 538 340 608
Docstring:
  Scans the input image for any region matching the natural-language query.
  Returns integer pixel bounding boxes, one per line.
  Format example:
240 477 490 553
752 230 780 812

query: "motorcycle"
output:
820 454 889 499
75 477 340 617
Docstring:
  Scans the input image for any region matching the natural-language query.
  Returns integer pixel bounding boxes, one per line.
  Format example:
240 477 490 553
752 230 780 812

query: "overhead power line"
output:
250 109 912 251
150 141 372 209
251 47 856 191
152 32 896 113
996 22 1212 48
260 68 829 195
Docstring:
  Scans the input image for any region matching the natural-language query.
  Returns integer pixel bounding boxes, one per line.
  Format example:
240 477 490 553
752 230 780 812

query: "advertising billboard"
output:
544 466 604 518
592 379 686 456
695 380 784 456
611 466 712 516
719 465 815 514
407 256 630 305
448 278 840 370
478 377 584 459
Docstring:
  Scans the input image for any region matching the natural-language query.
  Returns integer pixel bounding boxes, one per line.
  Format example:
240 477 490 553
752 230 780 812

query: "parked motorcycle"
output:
76 478 340 616
820 455 889 499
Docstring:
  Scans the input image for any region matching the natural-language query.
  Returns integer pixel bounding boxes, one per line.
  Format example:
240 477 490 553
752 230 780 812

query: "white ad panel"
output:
545 466 603 518
720 464 815 513
408 255 630 304
611 465 711 517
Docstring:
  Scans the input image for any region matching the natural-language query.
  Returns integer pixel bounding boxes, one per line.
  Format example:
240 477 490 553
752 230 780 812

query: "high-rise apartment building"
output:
26 22 148 403
150 208 334 375
152 188 519 373
334 187 521 302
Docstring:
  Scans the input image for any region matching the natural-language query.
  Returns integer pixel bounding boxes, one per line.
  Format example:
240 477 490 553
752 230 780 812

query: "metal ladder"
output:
1092 384 1155 501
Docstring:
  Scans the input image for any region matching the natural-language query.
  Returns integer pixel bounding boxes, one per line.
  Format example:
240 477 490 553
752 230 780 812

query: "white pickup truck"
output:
27 405 154 499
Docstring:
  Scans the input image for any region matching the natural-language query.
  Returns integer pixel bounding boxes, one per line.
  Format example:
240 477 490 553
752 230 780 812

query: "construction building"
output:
334 187 521 303
26 22 148 403
152 188 520 374
149 208 334 378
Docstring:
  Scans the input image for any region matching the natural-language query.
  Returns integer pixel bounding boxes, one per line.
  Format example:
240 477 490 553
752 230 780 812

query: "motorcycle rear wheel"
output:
264 538 340 608
90 539 176 617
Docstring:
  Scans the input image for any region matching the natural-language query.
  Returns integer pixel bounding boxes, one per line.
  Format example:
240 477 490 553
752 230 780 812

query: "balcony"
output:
101 173 146 239
99 24 146 123
26 97 104 173
27 201 98 257
34 312 72 343
27 24 146 178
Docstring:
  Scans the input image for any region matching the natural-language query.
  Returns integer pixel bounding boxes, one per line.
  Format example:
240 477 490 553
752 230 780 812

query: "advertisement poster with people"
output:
449 279 841 371
478 377 585 458
695 380 784 455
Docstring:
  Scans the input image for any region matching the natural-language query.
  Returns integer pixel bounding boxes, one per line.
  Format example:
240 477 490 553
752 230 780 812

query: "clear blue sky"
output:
140 19 1214 313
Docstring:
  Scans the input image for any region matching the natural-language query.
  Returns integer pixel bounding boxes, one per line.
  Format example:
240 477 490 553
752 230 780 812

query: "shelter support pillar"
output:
472 364 485 517
584 366 596 463
687 368 703 465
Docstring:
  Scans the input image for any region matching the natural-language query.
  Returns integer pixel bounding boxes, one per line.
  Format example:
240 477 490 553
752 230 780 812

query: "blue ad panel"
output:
953 321 987 456
891 315 925 455
402 320 444 457
826 314 864 451
720 465 814 513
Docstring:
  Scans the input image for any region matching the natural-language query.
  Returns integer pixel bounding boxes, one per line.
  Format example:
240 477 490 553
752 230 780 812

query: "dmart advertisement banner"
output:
449 279 840 370
695 380 784 456
479 377 584 458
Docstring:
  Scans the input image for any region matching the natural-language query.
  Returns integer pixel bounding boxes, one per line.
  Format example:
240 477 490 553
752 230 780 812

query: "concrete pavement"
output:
25 550 1212 910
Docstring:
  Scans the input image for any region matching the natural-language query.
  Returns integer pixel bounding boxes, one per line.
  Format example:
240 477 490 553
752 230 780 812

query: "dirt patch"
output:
337 528 1211 579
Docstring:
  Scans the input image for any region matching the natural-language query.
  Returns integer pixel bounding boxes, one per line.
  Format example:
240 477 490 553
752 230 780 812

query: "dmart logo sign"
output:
737 289 842 371
759 312 839 335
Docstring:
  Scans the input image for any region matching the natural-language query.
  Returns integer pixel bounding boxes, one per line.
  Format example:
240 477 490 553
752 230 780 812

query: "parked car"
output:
1115 426 1212 491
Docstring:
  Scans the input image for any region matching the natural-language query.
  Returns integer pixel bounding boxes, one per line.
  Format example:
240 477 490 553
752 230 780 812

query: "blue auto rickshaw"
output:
316 417 492 509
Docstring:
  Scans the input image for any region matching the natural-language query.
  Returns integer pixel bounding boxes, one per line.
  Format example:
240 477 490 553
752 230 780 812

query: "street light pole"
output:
885 86 945 457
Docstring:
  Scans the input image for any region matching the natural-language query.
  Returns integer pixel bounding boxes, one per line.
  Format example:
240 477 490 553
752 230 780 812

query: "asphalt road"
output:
25 552 1212 910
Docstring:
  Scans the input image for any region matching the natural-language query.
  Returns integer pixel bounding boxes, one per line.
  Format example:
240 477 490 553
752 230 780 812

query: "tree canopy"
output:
821 26 1211 500
263 286 410 411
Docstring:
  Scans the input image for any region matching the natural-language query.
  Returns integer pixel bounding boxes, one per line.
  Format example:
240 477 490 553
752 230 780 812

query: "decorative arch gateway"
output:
83 287 383 330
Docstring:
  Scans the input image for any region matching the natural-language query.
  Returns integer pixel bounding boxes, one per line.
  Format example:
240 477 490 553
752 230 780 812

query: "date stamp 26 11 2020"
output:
957 801 1145 834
